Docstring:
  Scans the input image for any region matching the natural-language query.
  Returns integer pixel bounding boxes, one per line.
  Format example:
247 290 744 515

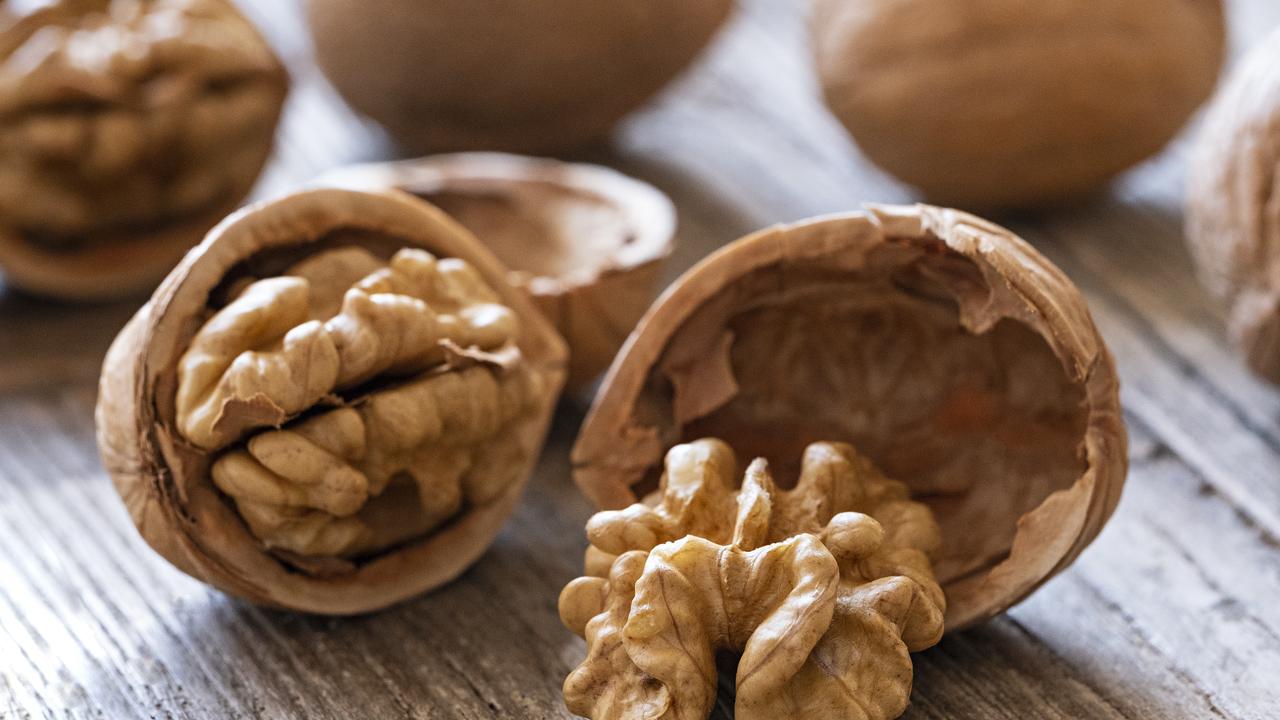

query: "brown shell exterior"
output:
811 0 1225 209
95 189 567 614
306 0 732 153
1185 27 1280 384
318 153 675 392
0 0 288 300
573 204 1127 630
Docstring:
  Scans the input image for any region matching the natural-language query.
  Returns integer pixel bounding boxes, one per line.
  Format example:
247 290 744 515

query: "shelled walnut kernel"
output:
561 439 944 720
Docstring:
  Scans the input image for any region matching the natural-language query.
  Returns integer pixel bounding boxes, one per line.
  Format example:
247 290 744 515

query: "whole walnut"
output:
305 0 733 153
811 0 1225 209
574 204 1128 630
0 0 287 299
96 189 567 613
1186 27 1280 384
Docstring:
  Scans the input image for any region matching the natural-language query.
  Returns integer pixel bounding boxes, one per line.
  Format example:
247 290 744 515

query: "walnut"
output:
574 204 1127 630
560 439 944 720
810 0 1225 209
1185 27 1280 384
95 189 567 613
0 0 287 299
305 0 732 153
320 153 676 392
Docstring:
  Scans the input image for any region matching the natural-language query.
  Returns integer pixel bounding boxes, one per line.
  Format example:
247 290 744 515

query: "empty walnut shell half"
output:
811 0 1225 209
1185 27 1280 384
319 153 676 392
574 204 1127 630
96 189 567 613
0 0 287 299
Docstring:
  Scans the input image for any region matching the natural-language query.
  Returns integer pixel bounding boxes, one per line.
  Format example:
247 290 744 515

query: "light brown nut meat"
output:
1185 26 1280 384
811 0 1224 209
175 246 517 451
96 189 567 614
0 0 287 299
560 440 944 720
573 205 1127 630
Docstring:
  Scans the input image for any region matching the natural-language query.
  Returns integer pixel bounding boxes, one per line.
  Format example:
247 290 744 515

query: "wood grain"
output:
3 0 1280 718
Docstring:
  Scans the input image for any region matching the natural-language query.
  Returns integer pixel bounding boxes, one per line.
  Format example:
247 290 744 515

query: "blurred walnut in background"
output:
0 0 287 299
812 0 1225 209
306 0 733 153
1186 26 1280 385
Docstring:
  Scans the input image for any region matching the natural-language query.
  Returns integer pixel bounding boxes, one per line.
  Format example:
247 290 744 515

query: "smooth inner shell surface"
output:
96 189 567 613
573 205 1126 629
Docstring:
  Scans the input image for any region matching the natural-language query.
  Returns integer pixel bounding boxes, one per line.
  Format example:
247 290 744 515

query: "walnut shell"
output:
573 204 1127 630
1185 27 1280 384
95 189 567 614
319 153 675 393
0 0 287 299
305 0 732 153
811 0 1225 209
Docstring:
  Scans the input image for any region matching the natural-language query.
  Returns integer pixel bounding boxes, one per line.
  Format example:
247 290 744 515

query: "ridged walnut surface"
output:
811 0 1224 209
560 439 944 720
0 0 287 299
306 0 732 153
574 204 1127 630
95 189 567 614
1186 26 1280 384
320 153 676 392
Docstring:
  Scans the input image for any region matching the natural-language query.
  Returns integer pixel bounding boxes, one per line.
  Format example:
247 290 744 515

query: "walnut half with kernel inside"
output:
95 189 566 613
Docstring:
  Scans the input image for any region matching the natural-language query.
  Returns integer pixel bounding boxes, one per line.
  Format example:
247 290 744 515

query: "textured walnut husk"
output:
1185 27 1280 384
320 153 676 393
305 0 732 153
811 0 1225 209
0 0 287 299
95 189 567 614
574 204 1127 630
560 439 945 720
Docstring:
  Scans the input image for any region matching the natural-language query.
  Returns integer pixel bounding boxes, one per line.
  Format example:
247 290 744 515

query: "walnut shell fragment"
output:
95 189 567 613
574 205 1127 630
811 0 1225 209
306 0 733 153
1185 27 1280 384
319 153 676 392
0 0 287 299
560 439 945 720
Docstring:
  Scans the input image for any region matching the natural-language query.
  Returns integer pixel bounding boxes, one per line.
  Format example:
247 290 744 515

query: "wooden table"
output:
4 1 1279 717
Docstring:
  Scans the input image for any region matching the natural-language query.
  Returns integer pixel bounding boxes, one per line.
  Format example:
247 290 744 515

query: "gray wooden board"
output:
2 0 1280 718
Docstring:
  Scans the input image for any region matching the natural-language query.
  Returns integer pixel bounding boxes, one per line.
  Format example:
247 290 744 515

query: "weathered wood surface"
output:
3 1 1280 718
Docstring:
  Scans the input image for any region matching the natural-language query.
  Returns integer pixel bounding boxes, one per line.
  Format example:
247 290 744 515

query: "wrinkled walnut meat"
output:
0 0 287 298
560 439 944 720
96 189 566 613
179 246 538 558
